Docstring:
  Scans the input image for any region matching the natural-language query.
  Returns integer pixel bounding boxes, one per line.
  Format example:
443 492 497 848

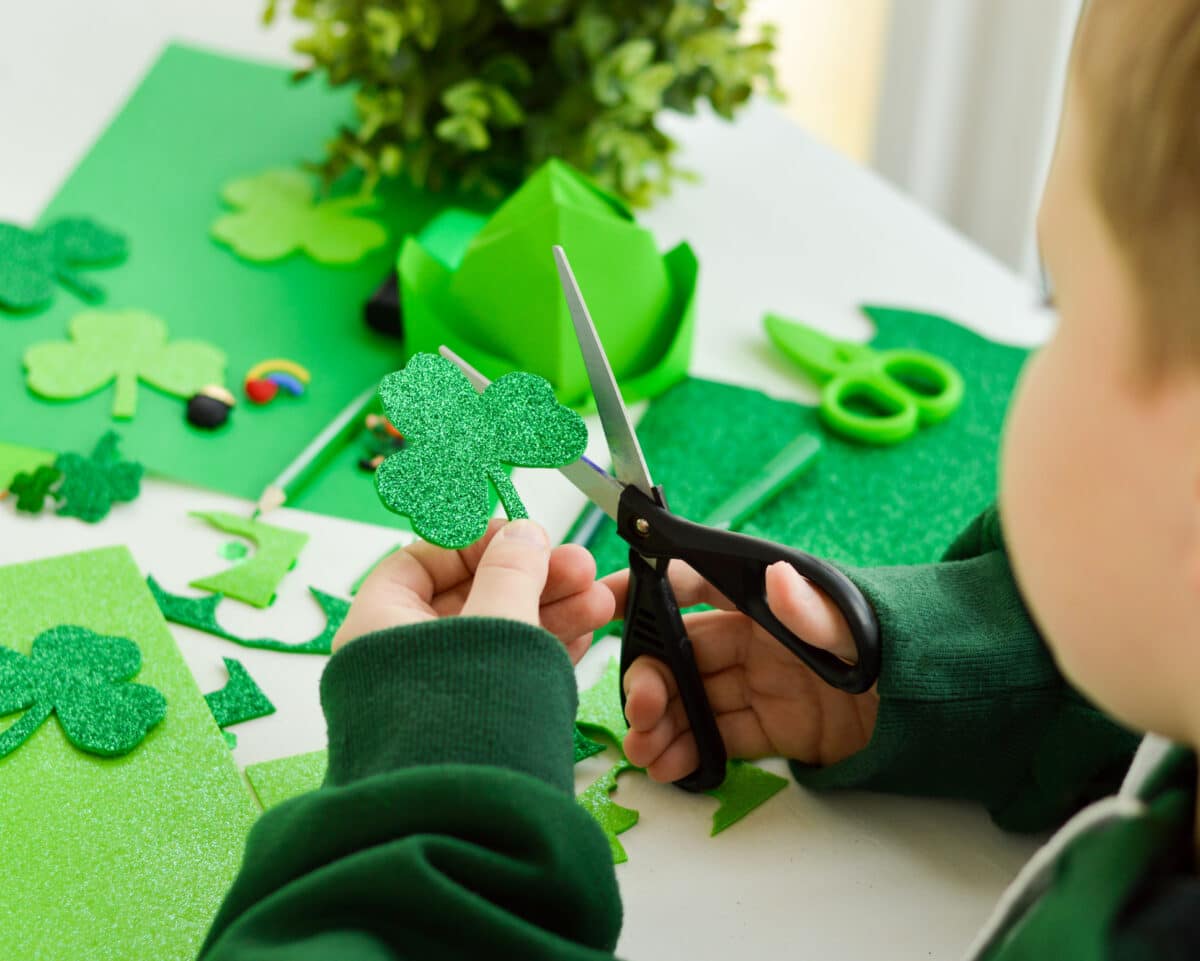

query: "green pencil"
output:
701 433 822 530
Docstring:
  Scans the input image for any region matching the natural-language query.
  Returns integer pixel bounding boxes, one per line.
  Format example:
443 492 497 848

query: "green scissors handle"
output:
764 311 965 446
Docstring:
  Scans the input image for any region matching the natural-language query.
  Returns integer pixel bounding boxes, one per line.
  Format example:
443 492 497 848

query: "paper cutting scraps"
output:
0 625 166 759
375 352 587 547
7 464 61 513
54 431 143 523
24 309 226 419
577 760 640 864
0 217 127 313
706 761 789 836
574 725 606 764
576 657 629 749
204 657 275 735
188 511 310 608
211 168 387 264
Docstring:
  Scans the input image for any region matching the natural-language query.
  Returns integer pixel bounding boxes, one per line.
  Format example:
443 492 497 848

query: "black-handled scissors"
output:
443 246 881 792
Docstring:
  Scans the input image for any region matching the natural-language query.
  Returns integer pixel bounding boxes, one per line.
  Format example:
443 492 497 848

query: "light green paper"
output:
211 168 387 264
706 761 789 836
577 760 640 864
400 159 698 408
24 309 226 419
189 511 310 608
0 441 55 489
0 547 257 960
576 657 629 749
204 657 276 729
245 748 328 810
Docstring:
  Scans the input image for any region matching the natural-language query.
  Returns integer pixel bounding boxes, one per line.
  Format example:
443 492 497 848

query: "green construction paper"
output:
211 168 387 264
54 430 143 523
0 44 487 527
705 761 789 836
580 309 1029 578
573 724 607 763
349 543 402 595
0 547 258 960
188 511 310 608
220 540 249 561
24 308 226 418
148 577 349 655
8 464 60 513
375 353 587 548
204 657 275 729
399 159 698 409
245 748 329 810
0 625 166 759
0 441 55 489
576 657 629 749
0 217 127 313
577 760 640 864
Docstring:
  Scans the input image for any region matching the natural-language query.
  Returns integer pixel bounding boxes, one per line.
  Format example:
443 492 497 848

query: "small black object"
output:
187 385 235 430
364 270 403 338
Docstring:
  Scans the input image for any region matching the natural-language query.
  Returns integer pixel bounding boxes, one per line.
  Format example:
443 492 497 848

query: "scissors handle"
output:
617 485 881 693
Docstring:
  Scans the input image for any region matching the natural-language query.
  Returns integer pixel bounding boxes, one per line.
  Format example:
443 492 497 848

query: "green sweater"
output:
199 509 1197 959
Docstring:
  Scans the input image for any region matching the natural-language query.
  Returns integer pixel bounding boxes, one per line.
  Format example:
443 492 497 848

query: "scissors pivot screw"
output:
633 517 651 537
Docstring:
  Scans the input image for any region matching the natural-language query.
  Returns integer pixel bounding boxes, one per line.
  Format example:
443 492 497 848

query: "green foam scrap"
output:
8 464 61 513
189 511 310 608
577 760 640 864
148 576 349 655
219 541 249 561
204 657 275 729
705 762 789 836
54 430 143 523
0 441 56 490
375 353 587 548
576 657 628 749
0 547 258 959
245 749 329 810
573 724 607 763
222 729 238 749
0 217 127 313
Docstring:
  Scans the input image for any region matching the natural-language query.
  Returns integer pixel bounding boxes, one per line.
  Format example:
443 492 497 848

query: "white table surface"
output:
0 4 1056 958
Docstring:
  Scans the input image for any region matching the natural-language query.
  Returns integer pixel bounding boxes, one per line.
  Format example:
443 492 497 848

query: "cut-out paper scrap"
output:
576 656 629 750
375 352 587 548
0 217 127 313
54 431 143 523
574 724 607 764
211 168 387 265
189 511 310 608
0 441 55 491
220 541 249 561
245 749 328 811
577 760 640 864
203 657 275 730
0 625 166 759
8 464 61 513
24 308 227 419
705 761 789 836
147 577 349 655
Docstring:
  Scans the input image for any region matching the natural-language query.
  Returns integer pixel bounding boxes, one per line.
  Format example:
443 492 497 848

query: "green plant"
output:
266 0 778 205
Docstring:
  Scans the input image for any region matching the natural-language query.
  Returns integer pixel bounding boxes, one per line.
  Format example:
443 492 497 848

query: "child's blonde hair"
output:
1077 0 1200 365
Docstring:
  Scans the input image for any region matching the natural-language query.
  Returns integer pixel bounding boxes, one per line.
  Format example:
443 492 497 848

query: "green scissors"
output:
764 307 965 446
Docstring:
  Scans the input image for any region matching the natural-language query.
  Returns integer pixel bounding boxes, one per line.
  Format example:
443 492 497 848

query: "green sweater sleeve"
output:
791 508 1141 833
199 618 622 961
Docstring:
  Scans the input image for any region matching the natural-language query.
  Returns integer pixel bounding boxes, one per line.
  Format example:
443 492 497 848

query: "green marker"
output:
701 433 822 531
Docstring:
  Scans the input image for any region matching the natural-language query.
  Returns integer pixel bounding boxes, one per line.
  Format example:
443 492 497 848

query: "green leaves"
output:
24 309 226 419
55 431 143 523
0 218 127 313
375 353 587 548
211 168 388 264
0 626 166 760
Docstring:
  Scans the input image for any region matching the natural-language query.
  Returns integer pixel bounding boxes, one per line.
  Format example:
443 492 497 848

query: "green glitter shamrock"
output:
211 168 387 264
375 352 588 548
8 464 61 513
0 218 127 313
0 626 166 759
55 432 143 523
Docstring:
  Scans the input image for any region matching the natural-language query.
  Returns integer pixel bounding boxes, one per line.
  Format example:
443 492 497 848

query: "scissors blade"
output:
552 246 656 497
439 345 625 521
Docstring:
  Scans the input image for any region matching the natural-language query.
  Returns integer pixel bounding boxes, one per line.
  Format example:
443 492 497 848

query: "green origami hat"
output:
399 158 698 408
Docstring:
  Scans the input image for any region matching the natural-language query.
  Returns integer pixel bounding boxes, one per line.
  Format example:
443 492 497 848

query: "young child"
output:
198 1 1200 957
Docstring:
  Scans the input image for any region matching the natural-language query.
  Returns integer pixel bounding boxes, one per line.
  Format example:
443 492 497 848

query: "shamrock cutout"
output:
24 309 226 418
0 626 166 759
375 353 588 548
8 464 61 513
211 168 388 264
55 431 143 523
0 218 127 313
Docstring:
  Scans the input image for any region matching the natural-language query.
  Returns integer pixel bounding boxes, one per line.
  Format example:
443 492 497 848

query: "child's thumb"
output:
764 561 859 664
461 520 552 626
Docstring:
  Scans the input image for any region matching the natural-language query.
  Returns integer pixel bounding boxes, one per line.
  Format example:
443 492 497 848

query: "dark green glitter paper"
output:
8 464 60 513
147 577 348 655
0 625 166 759
54 431 143 523
204 657 275 730
0 217 127 313
375 353 588 548
573 724 606 763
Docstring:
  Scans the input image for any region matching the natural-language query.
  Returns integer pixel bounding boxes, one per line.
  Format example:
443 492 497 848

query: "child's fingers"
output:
541 543 600 606
764 562 858 663
642 710 769 783
623 656 676 731
539 583 615 642
602 561 737 617
460 520 552 625
563 633 593 666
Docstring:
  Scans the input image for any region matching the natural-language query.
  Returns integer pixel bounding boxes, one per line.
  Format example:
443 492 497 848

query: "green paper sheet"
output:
0 44 485 526
576 657 629 749
0 441 55 489
189 511 310 608
204 657 275 729
706 762 789 836
0 547 257 960
245 749 328 810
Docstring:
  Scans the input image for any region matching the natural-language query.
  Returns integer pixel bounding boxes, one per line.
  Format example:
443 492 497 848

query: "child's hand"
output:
604 561 879 782
335 519 615 664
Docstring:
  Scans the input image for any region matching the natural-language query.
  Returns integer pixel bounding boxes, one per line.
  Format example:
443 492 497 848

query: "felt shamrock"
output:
0 626 166 759
24 309 226 418
375 352 588 548
0 218 127 313
7 464 61 513
211 168 387 264
55 432 143 523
